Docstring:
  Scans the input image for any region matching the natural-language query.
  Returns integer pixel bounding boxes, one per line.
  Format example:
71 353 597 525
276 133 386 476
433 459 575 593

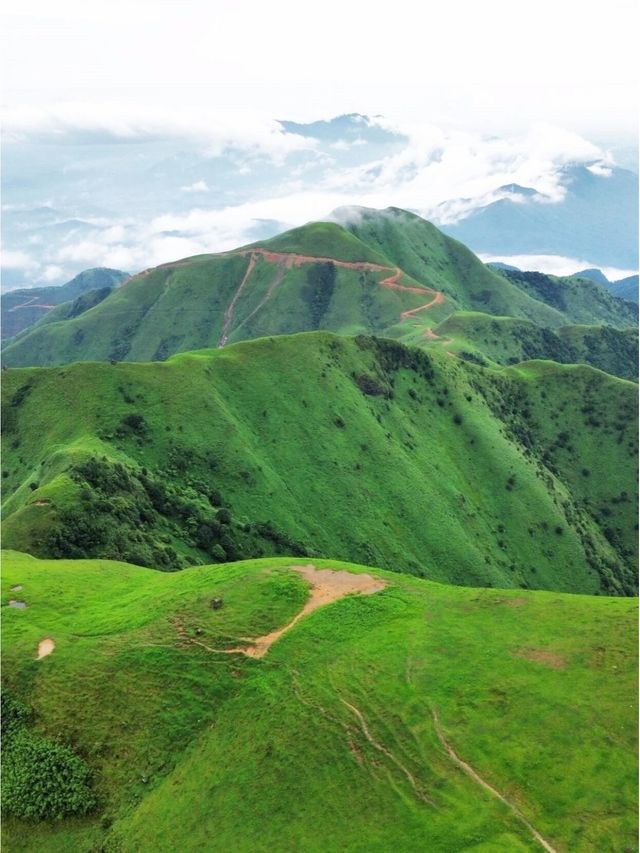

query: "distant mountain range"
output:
441 164 639 270
1 268 128 339
489 262 639 304
572 268 639 303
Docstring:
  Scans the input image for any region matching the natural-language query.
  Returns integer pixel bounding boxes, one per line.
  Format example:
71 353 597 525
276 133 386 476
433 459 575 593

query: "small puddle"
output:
8 600 27 608
227 564 386 659
37 638 55 660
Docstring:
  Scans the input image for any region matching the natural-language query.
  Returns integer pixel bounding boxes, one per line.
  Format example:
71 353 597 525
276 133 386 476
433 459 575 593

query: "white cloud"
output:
37 264 64 282
1 250 39 270
2 103 318 162
181 180 210 193
478 253 637 281
587 163 614 177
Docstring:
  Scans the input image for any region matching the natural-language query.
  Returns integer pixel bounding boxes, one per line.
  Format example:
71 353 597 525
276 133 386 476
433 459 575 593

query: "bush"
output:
216 508 231 525
115 412 148 439
2 731 96 821
355 374 391 397
1 692 30 739
209 544 227 563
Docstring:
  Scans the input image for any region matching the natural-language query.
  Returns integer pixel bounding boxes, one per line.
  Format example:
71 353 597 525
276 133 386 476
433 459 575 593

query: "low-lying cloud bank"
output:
2 107 635 289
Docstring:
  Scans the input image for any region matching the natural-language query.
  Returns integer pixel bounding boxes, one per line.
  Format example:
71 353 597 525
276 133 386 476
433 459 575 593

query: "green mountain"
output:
2 333 637 595
2 551 637 852
608 274 639 303
497 267 637 328
1 268 129 340
2 210 635 369
421 312 638 380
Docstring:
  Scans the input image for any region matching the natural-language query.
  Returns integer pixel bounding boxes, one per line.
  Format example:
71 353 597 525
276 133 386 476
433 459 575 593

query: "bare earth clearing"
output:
182 564 385 658
37 638 55 660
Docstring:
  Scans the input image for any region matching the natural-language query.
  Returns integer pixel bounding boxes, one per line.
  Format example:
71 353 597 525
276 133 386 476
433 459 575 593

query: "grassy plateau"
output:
2 550 637 852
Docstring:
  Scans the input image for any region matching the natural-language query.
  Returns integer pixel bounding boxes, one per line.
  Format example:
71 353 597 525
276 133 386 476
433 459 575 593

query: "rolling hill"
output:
419 313 638 381
2 210 635 369
2 333 637 595
2 551 637 852
1 268 129 340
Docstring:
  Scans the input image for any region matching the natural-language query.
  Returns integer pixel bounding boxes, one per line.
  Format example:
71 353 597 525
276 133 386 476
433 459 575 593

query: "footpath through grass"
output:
2 550 637 852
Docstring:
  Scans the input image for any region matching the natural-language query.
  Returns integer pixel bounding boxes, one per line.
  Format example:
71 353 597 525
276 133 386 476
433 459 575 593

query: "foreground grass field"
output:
2 550 637 852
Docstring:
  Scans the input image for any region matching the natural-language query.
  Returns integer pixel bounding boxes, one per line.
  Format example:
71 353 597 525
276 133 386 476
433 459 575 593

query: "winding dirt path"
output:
132 246 445 343
400 291 445 321
342 698 436 806
423 327 453 345
182 564 385 658
213 249 445 345
8 296 56 312
432 710 557 853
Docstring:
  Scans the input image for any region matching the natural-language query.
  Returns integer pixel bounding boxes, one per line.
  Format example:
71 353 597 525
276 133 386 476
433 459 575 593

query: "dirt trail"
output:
423 327 453 345
37 638 55 660
129 247 445 338
186 564 385 659
235 261 290 331
341 698 435 806
432 710 557 853
8 296 55 312
212 249 444 343
217 252 257 347
400 291 445 321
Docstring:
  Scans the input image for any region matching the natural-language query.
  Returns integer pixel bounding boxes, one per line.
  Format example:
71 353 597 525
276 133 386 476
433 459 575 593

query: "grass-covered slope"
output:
1 268 128 341
606 274 638 303
4 209 634 369
499 268 637 329
2 552 637 852
335 206 567 326
421 312 638 380
0 234 449 367
556 325 639 381
2 333 637 594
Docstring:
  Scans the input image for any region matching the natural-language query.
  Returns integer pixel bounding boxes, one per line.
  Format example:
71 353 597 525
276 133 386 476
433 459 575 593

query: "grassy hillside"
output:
0 238 450 367
500 269 637 329
335 206 567 326
556 325 639 381
606 274 638 303
4 209 634 370
2 551 637 852
420 312 638 380
1 268 128 341
2 333 636 594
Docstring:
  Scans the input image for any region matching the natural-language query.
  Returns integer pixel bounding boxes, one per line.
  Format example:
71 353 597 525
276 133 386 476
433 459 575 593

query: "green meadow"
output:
2 551 637 852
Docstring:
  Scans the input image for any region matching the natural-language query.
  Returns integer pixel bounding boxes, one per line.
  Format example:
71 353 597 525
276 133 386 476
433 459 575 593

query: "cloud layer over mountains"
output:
2 111 637 289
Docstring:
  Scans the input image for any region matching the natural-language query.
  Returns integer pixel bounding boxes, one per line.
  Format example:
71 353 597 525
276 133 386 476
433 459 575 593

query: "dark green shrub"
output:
1 692 30 739
216 508 231 525
209 544 227 562
2 731 96 821
115 413 148 438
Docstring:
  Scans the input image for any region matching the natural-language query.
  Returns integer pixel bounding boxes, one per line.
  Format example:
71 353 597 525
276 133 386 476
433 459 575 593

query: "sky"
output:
1 0 638 287
3 0 638 136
